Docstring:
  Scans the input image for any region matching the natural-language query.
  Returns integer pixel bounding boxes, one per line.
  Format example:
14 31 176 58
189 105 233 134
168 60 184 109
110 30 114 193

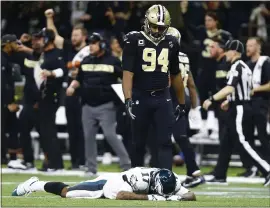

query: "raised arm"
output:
44 9 64 49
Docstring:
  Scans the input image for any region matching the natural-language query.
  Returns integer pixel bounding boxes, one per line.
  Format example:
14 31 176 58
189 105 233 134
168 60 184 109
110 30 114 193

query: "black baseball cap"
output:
1 34 21 46
88 32 103 44
33 28 55 42
225 39 245 54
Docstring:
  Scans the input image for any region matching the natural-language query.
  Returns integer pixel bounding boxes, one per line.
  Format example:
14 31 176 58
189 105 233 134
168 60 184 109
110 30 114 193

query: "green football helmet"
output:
144 4 171 43
167 27 182 45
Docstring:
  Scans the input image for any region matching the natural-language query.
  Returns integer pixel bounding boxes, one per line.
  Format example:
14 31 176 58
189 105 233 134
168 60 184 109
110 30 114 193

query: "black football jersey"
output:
215 55 231 92
196 27 232 71
122 31 180 91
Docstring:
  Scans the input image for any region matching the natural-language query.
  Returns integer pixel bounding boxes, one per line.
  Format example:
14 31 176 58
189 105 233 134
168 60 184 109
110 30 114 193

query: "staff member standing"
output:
1 34 21 167
15 35 43 169
34 28 66 171
203 40 270 186
67 33 131 176
246 37 270 164
45 9 87 169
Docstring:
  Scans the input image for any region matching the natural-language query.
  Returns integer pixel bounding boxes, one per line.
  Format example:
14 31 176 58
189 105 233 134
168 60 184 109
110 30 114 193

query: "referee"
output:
246 37 270 164
203 40 270 186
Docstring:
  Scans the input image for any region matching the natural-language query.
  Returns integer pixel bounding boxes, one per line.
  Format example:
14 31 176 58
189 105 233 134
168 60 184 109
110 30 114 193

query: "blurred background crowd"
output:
1 1 270 174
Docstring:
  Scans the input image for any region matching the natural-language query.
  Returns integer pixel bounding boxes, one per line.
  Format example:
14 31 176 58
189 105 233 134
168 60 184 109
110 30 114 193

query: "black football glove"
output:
125 98 136 120
174 104 185 122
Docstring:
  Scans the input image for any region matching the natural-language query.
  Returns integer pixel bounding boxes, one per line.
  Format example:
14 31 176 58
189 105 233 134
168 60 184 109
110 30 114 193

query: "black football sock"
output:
44 182 68 196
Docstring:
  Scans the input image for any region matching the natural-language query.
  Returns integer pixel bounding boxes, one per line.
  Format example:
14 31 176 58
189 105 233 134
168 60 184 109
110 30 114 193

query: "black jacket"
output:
77 52 122 106
1 51 15 107
40 48 66 101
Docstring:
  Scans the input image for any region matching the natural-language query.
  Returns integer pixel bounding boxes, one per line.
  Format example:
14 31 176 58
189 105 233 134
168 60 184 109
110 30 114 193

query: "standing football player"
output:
166 27 205 188
122 5 185 170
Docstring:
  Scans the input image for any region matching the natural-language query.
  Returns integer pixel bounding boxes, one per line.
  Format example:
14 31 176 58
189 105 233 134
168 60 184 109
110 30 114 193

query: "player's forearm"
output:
116 191 166 201
212 86 235 101
171 73 185 104
116 191 148 200
46 17 64 49
122 70 134 99
69 80 80 89
46 16 59 36
253 82 270 93
187 72 198 108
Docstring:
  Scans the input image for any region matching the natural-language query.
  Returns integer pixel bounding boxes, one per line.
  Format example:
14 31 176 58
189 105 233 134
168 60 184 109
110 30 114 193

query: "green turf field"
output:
1 162 270 207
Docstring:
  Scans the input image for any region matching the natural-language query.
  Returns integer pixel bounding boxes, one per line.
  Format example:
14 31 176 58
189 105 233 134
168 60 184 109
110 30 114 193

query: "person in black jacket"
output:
13 34 43 170
1 34 22 167
33 28 66 171
66 33 131 176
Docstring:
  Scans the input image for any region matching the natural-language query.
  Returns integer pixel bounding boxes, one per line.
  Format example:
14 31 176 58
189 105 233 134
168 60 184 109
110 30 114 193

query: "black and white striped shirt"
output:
227 59 252 103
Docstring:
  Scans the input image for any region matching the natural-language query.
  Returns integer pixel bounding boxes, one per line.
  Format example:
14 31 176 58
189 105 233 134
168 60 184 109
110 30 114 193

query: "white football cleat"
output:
12 176 39 196
102 152 112 165
8 159 27 170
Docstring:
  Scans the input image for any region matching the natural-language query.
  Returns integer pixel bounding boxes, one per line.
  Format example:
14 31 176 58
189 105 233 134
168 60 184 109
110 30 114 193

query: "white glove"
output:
188 106 202 130
166 195 183 201
148 194 166 201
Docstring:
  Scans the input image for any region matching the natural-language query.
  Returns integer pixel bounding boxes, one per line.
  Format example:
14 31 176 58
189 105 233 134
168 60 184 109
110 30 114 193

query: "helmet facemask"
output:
144 19 169 43
143 5 171 43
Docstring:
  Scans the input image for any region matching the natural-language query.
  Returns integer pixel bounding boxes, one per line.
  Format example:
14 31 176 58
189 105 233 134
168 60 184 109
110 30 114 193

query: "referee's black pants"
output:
214 102 270 179
39 98 63 169
19 103 40 164
65 95 85 167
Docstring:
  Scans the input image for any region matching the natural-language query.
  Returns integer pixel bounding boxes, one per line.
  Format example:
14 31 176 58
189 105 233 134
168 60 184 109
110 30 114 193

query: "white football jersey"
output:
102 167 188 199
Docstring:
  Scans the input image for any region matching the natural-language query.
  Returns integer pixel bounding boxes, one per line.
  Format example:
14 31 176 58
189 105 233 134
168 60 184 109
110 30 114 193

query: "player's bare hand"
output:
203 99 212 110
45 9 54 18
220 100 229 111
125 98 136 119
20 33 31 43
8 103 20 112
40 70 52 79
66 87 75 96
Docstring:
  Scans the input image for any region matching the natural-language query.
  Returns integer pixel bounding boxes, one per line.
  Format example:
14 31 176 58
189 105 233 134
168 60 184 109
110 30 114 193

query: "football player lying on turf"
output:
12 167 196 201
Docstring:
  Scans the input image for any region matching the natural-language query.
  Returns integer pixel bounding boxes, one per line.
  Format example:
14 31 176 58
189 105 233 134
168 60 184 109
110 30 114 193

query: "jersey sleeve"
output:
76 59 85 84
122 32 137 72
169 39 181 76
227 64 242 87
113 57 123 78
118 182 133 192
72 46 90 63
55 51 67 77
262 57 270 82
